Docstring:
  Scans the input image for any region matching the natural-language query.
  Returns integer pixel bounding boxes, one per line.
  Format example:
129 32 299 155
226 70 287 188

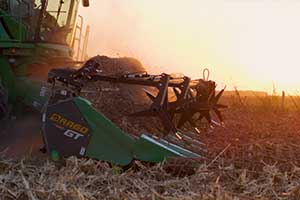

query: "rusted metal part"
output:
47 57 228 152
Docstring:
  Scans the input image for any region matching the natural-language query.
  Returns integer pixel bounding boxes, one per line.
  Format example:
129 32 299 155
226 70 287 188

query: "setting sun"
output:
80 0 300 93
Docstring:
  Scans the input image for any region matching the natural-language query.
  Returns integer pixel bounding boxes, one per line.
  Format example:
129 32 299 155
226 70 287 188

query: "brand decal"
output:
49 113 89 134
63 129 84 140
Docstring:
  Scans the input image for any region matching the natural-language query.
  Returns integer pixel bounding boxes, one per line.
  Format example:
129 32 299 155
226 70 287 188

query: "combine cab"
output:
0 0 226 165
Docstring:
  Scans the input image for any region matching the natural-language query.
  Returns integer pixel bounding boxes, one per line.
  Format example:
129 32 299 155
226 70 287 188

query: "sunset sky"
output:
79 0 300 93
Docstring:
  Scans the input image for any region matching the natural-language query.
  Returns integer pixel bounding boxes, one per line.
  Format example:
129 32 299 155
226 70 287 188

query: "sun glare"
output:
80 0 300 94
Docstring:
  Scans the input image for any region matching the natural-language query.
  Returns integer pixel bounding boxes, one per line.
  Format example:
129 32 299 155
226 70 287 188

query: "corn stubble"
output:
2 58 300 199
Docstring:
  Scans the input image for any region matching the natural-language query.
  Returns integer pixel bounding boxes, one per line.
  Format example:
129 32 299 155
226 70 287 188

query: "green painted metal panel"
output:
0 42 34 48
156 138 201 158
15 78 49 112
0 9 27 41
74 97 200 165
0 56 16 101
74 97 135 166
132 134 200 163
36 43 70 52
132 135 178 163
0 23 10 40
36 43 71 57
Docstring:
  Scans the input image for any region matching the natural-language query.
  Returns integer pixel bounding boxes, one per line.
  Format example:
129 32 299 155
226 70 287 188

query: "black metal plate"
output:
42 96 91 158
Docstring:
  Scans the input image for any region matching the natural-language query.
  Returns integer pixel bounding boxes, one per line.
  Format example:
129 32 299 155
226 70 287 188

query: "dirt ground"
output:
204 108 300 170
1 108 300 200
1 56 300 199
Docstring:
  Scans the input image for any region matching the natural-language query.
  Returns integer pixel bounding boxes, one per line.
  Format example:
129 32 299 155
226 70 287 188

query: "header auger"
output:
0 0 226 165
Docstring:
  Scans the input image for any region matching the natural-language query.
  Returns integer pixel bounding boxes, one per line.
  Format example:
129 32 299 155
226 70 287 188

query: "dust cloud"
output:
79 0 300 93
78 0 228 78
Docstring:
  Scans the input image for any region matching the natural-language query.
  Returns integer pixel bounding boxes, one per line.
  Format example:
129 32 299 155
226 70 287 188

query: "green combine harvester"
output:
0 0 226 165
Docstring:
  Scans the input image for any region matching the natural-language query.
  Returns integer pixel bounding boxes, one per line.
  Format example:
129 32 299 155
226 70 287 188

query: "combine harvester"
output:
0 0 226 165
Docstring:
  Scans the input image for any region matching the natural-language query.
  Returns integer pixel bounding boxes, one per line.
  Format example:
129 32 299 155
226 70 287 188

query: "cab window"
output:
40 0 79 44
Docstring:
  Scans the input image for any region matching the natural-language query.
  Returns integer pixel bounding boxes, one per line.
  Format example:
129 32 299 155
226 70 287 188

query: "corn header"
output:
0 0 226 165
